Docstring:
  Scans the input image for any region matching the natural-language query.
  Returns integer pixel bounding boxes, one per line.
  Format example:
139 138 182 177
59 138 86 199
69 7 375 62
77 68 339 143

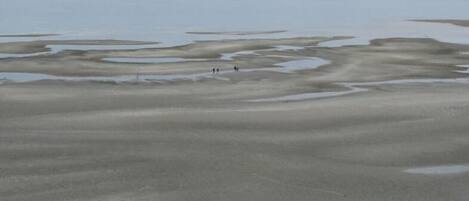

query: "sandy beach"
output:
0 40 158 54
2 79 469 201
411 19 469 28
1 19 469 201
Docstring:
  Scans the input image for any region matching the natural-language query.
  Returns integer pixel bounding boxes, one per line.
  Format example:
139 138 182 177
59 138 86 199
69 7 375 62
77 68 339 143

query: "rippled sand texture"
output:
2 20 469 201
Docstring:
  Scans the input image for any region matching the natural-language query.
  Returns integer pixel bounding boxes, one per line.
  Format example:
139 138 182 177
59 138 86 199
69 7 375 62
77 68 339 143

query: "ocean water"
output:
1 0 469 46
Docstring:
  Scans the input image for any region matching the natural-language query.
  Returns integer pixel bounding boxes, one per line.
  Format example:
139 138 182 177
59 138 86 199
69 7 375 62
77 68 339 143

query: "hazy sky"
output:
1 0 468 30
1 0 469 42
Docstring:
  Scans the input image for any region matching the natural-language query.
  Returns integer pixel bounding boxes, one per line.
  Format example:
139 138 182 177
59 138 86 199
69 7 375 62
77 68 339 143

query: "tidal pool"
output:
102 57 207 64
247 78 469 102
0 72 227 83
275 58 330 72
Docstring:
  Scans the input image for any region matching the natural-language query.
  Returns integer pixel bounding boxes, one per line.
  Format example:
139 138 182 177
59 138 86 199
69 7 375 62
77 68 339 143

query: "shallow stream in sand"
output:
0 44 163 59
405 164 469 175
247 77 469 102
0 56 329 83
101 57 208 64
2 0 469 101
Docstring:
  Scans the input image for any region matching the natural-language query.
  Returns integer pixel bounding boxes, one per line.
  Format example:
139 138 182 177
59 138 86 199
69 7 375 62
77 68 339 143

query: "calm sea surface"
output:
1 0 469 45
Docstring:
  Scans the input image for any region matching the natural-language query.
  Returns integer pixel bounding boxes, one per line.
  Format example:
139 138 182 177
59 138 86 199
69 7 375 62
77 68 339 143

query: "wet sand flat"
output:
1 80 469 201
1 22 469 200
0 40 158 54
411 19 469 28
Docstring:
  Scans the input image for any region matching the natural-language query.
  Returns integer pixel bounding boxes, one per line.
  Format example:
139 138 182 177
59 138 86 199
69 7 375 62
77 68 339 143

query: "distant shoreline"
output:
410 19 469 28
186 30 287 36
0 33 60 37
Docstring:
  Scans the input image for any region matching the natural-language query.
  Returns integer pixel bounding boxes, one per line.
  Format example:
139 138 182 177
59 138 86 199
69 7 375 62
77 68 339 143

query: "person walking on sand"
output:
216 68 220 73
212 68 216 74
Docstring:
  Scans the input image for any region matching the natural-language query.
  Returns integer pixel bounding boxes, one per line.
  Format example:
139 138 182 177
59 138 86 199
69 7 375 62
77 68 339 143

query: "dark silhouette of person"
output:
234 66 237 71
212 68 216 73
216 68 220 73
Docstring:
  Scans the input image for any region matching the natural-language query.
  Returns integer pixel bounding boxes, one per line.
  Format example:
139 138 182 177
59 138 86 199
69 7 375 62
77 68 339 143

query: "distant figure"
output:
234 66 237 71
216 68 220 73
212 68 216 74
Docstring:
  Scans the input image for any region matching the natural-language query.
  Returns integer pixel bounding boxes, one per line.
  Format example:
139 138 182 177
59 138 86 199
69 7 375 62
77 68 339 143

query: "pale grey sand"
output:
0 40 158 54
0 36 350 76
2 34 469 201
2 36 468 80
2 80 469 201
411 19 469 28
